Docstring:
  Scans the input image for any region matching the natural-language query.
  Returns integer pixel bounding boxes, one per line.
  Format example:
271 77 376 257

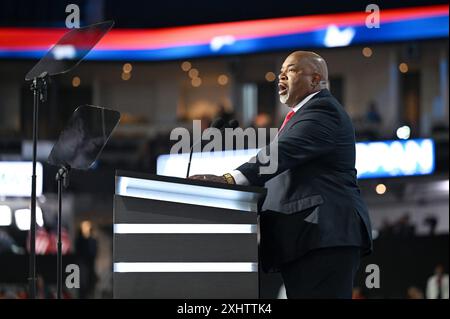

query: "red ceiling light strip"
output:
0 4 448 51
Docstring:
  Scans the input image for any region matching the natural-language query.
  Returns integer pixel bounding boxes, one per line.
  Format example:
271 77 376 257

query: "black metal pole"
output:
57 172 63 299
28 80 39 299
56 166 69 299
29 73 47 299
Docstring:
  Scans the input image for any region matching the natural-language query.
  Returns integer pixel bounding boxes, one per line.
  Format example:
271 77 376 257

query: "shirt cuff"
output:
230 170 250 186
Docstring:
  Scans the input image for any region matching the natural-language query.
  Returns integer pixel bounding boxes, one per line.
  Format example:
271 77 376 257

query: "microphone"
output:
186 118 225 178
227 119 239 129
210 118 226 130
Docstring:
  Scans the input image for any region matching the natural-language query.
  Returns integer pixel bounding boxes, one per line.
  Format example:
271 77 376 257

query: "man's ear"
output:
311 74 321 87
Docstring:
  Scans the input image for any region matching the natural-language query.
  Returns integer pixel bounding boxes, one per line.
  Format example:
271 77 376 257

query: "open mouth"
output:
278 82 288 95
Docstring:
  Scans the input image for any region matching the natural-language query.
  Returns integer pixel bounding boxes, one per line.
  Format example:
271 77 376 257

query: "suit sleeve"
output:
237 104 340 186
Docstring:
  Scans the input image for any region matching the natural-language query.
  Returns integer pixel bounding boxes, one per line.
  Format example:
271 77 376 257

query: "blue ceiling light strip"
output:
0 14 447 61
71 15 450 60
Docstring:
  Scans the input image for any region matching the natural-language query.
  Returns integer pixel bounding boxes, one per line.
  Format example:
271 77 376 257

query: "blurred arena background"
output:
0 0 448 299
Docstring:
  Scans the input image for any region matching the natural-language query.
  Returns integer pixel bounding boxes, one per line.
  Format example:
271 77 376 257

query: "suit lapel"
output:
278 89 330 137
278 109 302 137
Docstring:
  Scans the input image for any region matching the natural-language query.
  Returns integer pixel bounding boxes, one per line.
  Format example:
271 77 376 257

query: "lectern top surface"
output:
115 170 266 212
116 170 266 195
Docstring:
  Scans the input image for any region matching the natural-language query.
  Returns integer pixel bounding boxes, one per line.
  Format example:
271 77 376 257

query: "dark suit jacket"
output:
237 89 373 272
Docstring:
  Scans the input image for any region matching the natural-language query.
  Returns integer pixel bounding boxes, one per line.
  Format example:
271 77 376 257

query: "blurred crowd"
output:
378 213 441 238
352 263 449 299
0 220 110 299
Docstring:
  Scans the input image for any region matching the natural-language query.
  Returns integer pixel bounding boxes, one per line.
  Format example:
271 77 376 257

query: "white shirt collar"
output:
292 91 320 113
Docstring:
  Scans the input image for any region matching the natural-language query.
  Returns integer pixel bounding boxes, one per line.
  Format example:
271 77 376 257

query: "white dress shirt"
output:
426 274 449 299
230 91 320 185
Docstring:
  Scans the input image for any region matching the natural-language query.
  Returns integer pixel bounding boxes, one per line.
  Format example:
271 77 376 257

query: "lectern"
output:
113 170 266 299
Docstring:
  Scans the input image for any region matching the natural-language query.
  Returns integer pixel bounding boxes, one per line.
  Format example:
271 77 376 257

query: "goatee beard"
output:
279 93 289 104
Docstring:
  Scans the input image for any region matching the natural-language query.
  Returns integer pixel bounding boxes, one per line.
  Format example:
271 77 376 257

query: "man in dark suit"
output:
190 51 372 298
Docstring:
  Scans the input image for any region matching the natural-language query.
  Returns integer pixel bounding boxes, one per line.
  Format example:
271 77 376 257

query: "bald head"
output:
290 51 328 86
278 51 329 107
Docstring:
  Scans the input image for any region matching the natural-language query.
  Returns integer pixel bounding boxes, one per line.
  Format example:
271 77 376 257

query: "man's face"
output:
278 54 314 107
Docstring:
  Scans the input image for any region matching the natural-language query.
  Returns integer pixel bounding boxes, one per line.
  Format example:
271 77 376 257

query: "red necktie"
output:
279 110 296 132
